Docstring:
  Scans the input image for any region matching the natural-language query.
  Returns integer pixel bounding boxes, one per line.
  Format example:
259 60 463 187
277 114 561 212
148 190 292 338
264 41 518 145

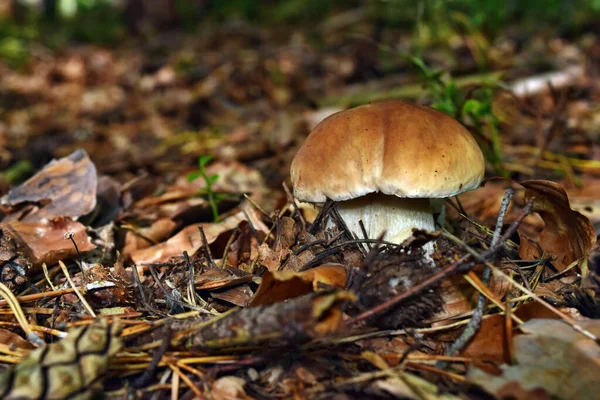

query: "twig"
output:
198 225 218 270
220 226 238 268
241 210 262 244
439 188 513 367
58 260 96 317
299 238 399 271
0 282 45 346
359 220 372 251
132 328 172 389
242 193 270 221
131 264 168 317
183 251 197 308
344 200 532 327
309 199 336 234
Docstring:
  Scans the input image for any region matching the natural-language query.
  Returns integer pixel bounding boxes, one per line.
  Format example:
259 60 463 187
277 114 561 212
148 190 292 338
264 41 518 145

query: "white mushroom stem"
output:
332 192 435 245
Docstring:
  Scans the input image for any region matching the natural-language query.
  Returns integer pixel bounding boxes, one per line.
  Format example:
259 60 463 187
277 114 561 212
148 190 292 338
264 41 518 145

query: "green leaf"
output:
462 99 482 116
207 174 219 184
198 154 214 167
187 171 202 182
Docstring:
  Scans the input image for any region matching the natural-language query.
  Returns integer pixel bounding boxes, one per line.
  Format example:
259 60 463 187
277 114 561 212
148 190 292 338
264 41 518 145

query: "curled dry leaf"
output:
519 180 596 271
3 217 95 267
1 149 97 222
249 263 348 306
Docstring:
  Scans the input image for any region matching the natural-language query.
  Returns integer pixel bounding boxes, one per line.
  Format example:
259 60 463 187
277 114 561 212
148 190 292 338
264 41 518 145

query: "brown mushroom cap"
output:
291 100 485 202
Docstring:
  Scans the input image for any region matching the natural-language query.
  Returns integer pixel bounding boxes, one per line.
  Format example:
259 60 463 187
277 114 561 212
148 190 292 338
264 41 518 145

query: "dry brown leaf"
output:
1 149 97 222
130 212 247 265
195 267 254 291
130 203 267 265
434 271 509 321
121 218 179 257
461 314 509 363
519 180 596 271
0 328 35 350
3 217 95 267
249 263 347 306
210 285 254 307
468 318 600 399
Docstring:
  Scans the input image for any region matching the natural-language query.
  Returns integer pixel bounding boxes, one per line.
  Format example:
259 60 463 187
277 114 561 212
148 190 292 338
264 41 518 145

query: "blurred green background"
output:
2 0 599 67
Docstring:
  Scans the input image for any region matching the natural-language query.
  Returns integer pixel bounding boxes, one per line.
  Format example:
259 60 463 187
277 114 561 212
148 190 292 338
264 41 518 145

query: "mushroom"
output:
290 100 485 247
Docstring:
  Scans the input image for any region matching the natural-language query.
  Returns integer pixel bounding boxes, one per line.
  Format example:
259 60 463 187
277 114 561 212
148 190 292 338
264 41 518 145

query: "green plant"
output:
187 155 223 222
408 55 506 176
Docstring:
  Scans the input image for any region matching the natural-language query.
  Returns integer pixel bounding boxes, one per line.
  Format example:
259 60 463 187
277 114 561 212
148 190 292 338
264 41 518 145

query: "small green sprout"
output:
187 155 223 222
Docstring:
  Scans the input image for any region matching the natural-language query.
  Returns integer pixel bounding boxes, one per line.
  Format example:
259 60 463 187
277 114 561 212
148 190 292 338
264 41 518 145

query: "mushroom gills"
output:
332 192 435 245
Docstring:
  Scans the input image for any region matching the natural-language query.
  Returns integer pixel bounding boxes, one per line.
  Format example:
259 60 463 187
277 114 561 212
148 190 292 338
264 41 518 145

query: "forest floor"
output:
0 10 599 400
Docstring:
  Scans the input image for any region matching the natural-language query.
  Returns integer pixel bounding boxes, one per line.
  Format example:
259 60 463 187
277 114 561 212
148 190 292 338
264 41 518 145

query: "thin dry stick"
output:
58 260 96 317
344 200 532 327
220 226 238 268
0 282 44 346
131 264 167 317
0 288 75 307
197 225 218 269
440 189 513 366
445 227 600 343
42 263 57 291
183 251 197 308
169 363 204 398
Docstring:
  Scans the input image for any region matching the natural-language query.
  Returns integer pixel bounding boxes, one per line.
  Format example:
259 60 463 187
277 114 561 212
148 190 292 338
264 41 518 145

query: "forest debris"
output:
121 218 179 257
459 314 509 363
374 373 461 400
3 217 94 267
0 328 35 350
171 291 354 350
1 149 97 222
357 247 444 329
518 180 596 271
131 210 250 265
0 318 122 400
0 227 31 293
510 65 586 97
249 263 347 306
468 319 600 400
195 266 254 291
211 376 249 400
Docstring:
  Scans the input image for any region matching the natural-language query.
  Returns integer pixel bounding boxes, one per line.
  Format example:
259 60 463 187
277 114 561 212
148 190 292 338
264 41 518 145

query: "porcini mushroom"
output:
290 100 485 246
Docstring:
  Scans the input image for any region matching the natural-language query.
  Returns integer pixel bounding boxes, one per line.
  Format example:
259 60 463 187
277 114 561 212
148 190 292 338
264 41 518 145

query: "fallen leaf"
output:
1 149 97 222
210 285 254 307
131 204 267 265
3 217 95 267
195 266 254 290
519 180 596 271
0 329 35 350
460 314 509 364
467 318 600 399
374 372 462 400
249 263 347 306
